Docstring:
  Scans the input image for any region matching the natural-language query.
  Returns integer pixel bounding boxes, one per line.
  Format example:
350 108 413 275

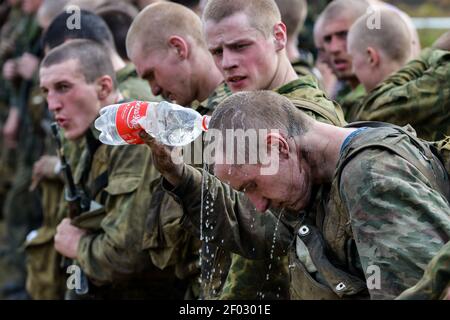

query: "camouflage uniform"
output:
64 126 185 299
354 48 450 141
397 240 450 300
25 138 84 300
163 76 346 300
24 67 160 299
163 118 450 300
335 83 366 123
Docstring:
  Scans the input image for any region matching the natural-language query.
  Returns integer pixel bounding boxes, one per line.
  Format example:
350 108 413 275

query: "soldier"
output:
25 10 160 299
42 9 157 102
40 39 185 299
142 89 450 299
347 10 412 94
126 1 225 300
315 0 369 118
137 0 346 299
352 46 450 141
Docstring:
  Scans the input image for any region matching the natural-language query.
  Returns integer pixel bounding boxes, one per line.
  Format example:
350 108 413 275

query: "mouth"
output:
226 75 247 88
332 59 349 72
55 117 69 128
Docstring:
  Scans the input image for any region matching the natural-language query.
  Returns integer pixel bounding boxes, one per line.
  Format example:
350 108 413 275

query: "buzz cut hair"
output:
41 39 117 88
275 0 307 39
202 0 282 38
207 90 313 166
348 9 412 65
126 2 206 59
320 0 370 24
433 31 450 51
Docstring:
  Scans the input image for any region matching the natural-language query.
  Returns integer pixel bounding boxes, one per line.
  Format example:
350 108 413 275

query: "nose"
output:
246 192 270 213
329 36 345 54
149 81 162 97
221 49 238 71
46 91 62 112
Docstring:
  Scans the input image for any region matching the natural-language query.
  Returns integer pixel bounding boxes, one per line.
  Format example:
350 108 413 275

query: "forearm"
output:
164 165 293 259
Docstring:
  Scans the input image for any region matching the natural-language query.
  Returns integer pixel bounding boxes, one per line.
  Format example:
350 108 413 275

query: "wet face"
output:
40 59 101 140
214 152 312 213
131 46 195 106
322 16 355 80
204 12 280 92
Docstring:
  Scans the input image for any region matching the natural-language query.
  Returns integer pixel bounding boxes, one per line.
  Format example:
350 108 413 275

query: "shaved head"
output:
433 31 450 51
202 0 281 38
126 1 205 58
275 0 307 39
348 9 412 66
321 0 370 23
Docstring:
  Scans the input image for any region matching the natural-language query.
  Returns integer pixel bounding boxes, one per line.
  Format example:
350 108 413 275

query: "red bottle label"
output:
116 101 149 144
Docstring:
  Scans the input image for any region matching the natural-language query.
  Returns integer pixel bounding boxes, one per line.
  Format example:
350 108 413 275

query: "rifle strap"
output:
90 170 109 205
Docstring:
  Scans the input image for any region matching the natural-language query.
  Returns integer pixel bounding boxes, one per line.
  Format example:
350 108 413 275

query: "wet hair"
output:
275 0 307 38
348 9 412 65
41 39 117 87
207 90 313 165
42 9 115 51
202 0 281 38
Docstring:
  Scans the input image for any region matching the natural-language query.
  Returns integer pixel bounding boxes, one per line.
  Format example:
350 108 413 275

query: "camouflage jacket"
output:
71 127 184 299
163 77 346 300
116 63 161 102
166 123 450 300
336 83 366 123
354 48 450 141
397 240 450 300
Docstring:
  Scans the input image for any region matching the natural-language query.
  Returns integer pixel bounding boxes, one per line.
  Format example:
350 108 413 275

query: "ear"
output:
95 75 113 101
273 22 287 51
366 47 380 68
266 131 289 159
168 36 189 60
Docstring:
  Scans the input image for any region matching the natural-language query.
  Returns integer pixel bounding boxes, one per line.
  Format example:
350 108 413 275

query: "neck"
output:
298 121 356 184
268 52 299 90
193 50 224 102
110 51 126 72
286 37 300 63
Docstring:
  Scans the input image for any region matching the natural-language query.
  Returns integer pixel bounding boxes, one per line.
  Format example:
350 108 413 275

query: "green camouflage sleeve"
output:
76 145 160 283
397 240 450 300
340 146 450 299
165 165 293 260
356 49 450 141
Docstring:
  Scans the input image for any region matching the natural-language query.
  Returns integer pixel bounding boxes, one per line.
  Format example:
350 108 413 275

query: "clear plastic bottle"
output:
94 101 210 146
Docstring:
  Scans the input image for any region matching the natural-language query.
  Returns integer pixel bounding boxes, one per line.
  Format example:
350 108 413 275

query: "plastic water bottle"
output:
94 101 210 146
